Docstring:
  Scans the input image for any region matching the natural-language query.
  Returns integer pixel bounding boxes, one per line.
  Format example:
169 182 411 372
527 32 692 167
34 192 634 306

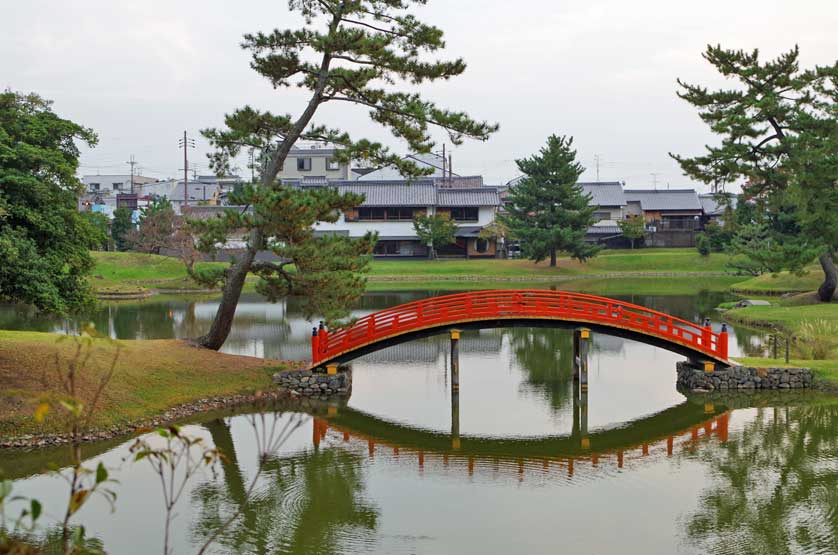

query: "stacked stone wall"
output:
676 362 813 392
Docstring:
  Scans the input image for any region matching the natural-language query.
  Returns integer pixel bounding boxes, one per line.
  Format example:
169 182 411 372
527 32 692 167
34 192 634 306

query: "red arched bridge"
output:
310 290 730 369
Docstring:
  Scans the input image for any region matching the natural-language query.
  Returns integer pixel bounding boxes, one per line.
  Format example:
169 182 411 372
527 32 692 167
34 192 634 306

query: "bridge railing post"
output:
702 318 712 349
719 323 729 360
318 321 328 357
311 327 320 363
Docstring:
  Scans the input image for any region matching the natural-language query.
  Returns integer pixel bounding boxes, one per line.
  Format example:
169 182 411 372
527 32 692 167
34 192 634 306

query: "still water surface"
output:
2 288 837 554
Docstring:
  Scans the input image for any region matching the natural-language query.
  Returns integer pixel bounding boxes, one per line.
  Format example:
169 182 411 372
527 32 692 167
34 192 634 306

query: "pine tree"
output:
501 135 600 267
193 1 498 350
671 45 838 301
130 197 175 255
111 208 133 252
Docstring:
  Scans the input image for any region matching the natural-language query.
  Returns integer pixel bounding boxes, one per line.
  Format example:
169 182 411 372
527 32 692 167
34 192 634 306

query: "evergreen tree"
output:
617 216 646 249
193 0 498 350
413 213 457 260
672 45 838 300
501 135 600 267
0 91 99 313
130 197 175 254
111 207 133 252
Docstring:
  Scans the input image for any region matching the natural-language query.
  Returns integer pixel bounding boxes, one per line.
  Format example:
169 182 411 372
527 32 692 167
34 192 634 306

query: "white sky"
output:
3 0 837 190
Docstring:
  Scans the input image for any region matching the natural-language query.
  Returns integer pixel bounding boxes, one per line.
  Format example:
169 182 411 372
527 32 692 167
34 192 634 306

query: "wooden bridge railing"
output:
311 290 729 365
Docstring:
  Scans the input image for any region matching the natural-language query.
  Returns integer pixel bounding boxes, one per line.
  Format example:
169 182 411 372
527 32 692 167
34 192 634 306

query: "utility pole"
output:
442 144 446 185
594 155 601 182
178 131 196 207
126 155 137 194
651 172 660 190
449 153 452 180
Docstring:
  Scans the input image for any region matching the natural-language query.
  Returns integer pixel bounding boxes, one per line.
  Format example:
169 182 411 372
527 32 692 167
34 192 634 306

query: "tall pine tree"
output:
502 135 600 267
193 0 498 350
672 45 838 301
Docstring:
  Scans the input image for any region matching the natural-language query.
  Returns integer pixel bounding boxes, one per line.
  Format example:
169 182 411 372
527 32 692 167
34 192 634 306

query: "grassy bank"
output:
89 252 227 296
367 276 747 295
724 303 838 331
370 248 739 278
87 249 745 298
0 330 290 438
730 265 822 295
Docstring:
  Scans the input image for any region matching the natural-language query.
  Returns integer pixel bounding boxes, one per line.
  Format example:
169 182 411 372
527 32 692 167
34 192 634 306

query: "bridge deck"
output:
310 290 729 368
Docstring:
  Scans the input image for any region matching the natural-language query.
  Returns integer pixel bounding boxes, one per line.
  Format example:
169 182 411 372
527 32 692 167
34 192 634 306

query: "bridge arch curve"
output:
310 290 730 368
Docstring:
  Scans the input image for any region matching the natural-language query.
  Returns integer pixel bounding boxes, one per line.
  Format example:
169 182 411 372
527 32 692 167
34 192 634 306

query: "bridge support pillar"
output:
450 330 460 393
573 328 591 449
450 329 461 449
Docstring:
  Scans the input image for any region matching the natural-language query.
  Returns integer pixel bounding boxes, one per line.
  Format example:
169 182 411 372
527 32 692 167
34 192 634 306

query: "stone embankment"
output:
273 368 352 398
677 361 813 392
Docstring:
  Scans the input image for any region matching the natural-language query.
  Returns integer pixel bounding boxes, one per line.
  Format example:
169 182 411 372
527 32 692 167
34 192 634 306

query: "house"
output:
624 189 703 247
279 145 352 181
624 189 703 230
167 181 223 213
293 180 502 258
356 152 450 181
699 193 737 227
82 174 157 194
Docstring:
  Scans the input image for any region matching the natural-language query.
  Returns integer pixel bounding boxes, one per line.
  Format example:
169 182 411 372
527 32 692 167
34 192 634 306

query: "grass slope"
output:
730 265 822 294
370 249 738 277
724 303 838 331
0 330 289 438
89 252 227 295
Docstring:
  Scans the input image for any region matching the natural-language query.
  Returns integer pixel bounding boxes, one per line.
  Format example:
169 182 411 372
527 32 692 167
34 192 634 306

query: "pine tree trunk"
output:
817 250 837 302
550 248 557 267
198 244 257 350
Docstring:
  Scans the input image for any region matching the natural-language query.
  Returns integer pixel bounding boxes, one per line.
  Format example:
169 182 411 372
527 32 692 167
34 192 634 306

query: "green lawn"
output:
370 248 739 278
724 303 838 331
730 265 822 294
89 251 227 294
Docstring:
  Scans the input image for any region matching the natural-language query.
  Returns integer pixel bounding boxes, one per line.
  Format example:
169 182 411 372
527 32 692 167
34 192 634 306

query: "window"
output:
374 241 401 255
113 183 122 191
297 157 312 171
89 183 100 191
475 238 489 253
444 207 479 221
326 158 340 171
358 207 415 221
592 211 611 222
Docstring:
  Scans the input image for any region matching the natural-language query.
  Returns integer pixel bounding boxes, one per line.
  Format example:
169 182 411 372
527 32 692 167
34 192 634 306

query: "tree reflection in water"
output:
193 418 379 555
683 405 838 555
505 327 575 410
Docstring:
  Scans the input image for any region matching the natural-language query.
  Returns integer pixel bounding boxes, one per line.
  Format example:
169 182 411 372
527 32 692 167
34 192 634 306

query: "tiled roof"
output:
328 181 437 206
578 182 626 206
182 205 250 220
699 193 738 216
624 189 702 211
295 180 500 207
437 187 501 207
504 178 626 207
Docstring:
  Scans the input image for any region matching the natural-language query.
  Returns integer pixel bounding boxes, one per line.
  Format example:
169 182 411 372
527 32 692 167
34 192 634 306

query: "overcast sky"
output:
3 0 837 190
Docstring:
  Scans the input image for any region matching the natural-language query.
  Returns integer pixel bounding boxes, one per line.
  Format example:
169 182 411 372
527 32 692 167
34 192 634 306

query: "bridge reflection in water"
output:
310 402 729 482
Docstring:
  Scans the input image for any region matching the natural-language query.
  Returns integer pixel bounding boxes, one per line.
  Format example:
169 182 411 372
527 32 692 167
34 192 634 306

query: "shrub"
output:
793 319 838 360
696 234 711 256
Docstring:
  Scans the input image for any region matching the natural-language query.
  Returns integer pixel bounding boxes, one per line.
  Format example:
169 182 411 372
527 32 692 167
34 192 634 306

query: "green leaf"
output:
95 462 107 484
30 499 42 521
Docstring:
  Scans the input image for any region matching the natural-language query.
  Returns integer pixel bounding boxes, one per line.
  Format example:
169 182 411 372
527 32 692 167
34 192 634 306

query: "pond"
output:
2 287 836 554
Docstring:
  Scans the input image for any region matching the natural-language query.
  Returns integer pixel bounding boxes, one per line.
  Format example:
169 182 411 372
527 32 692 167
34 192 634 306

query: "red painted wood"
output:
311 290 729 365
